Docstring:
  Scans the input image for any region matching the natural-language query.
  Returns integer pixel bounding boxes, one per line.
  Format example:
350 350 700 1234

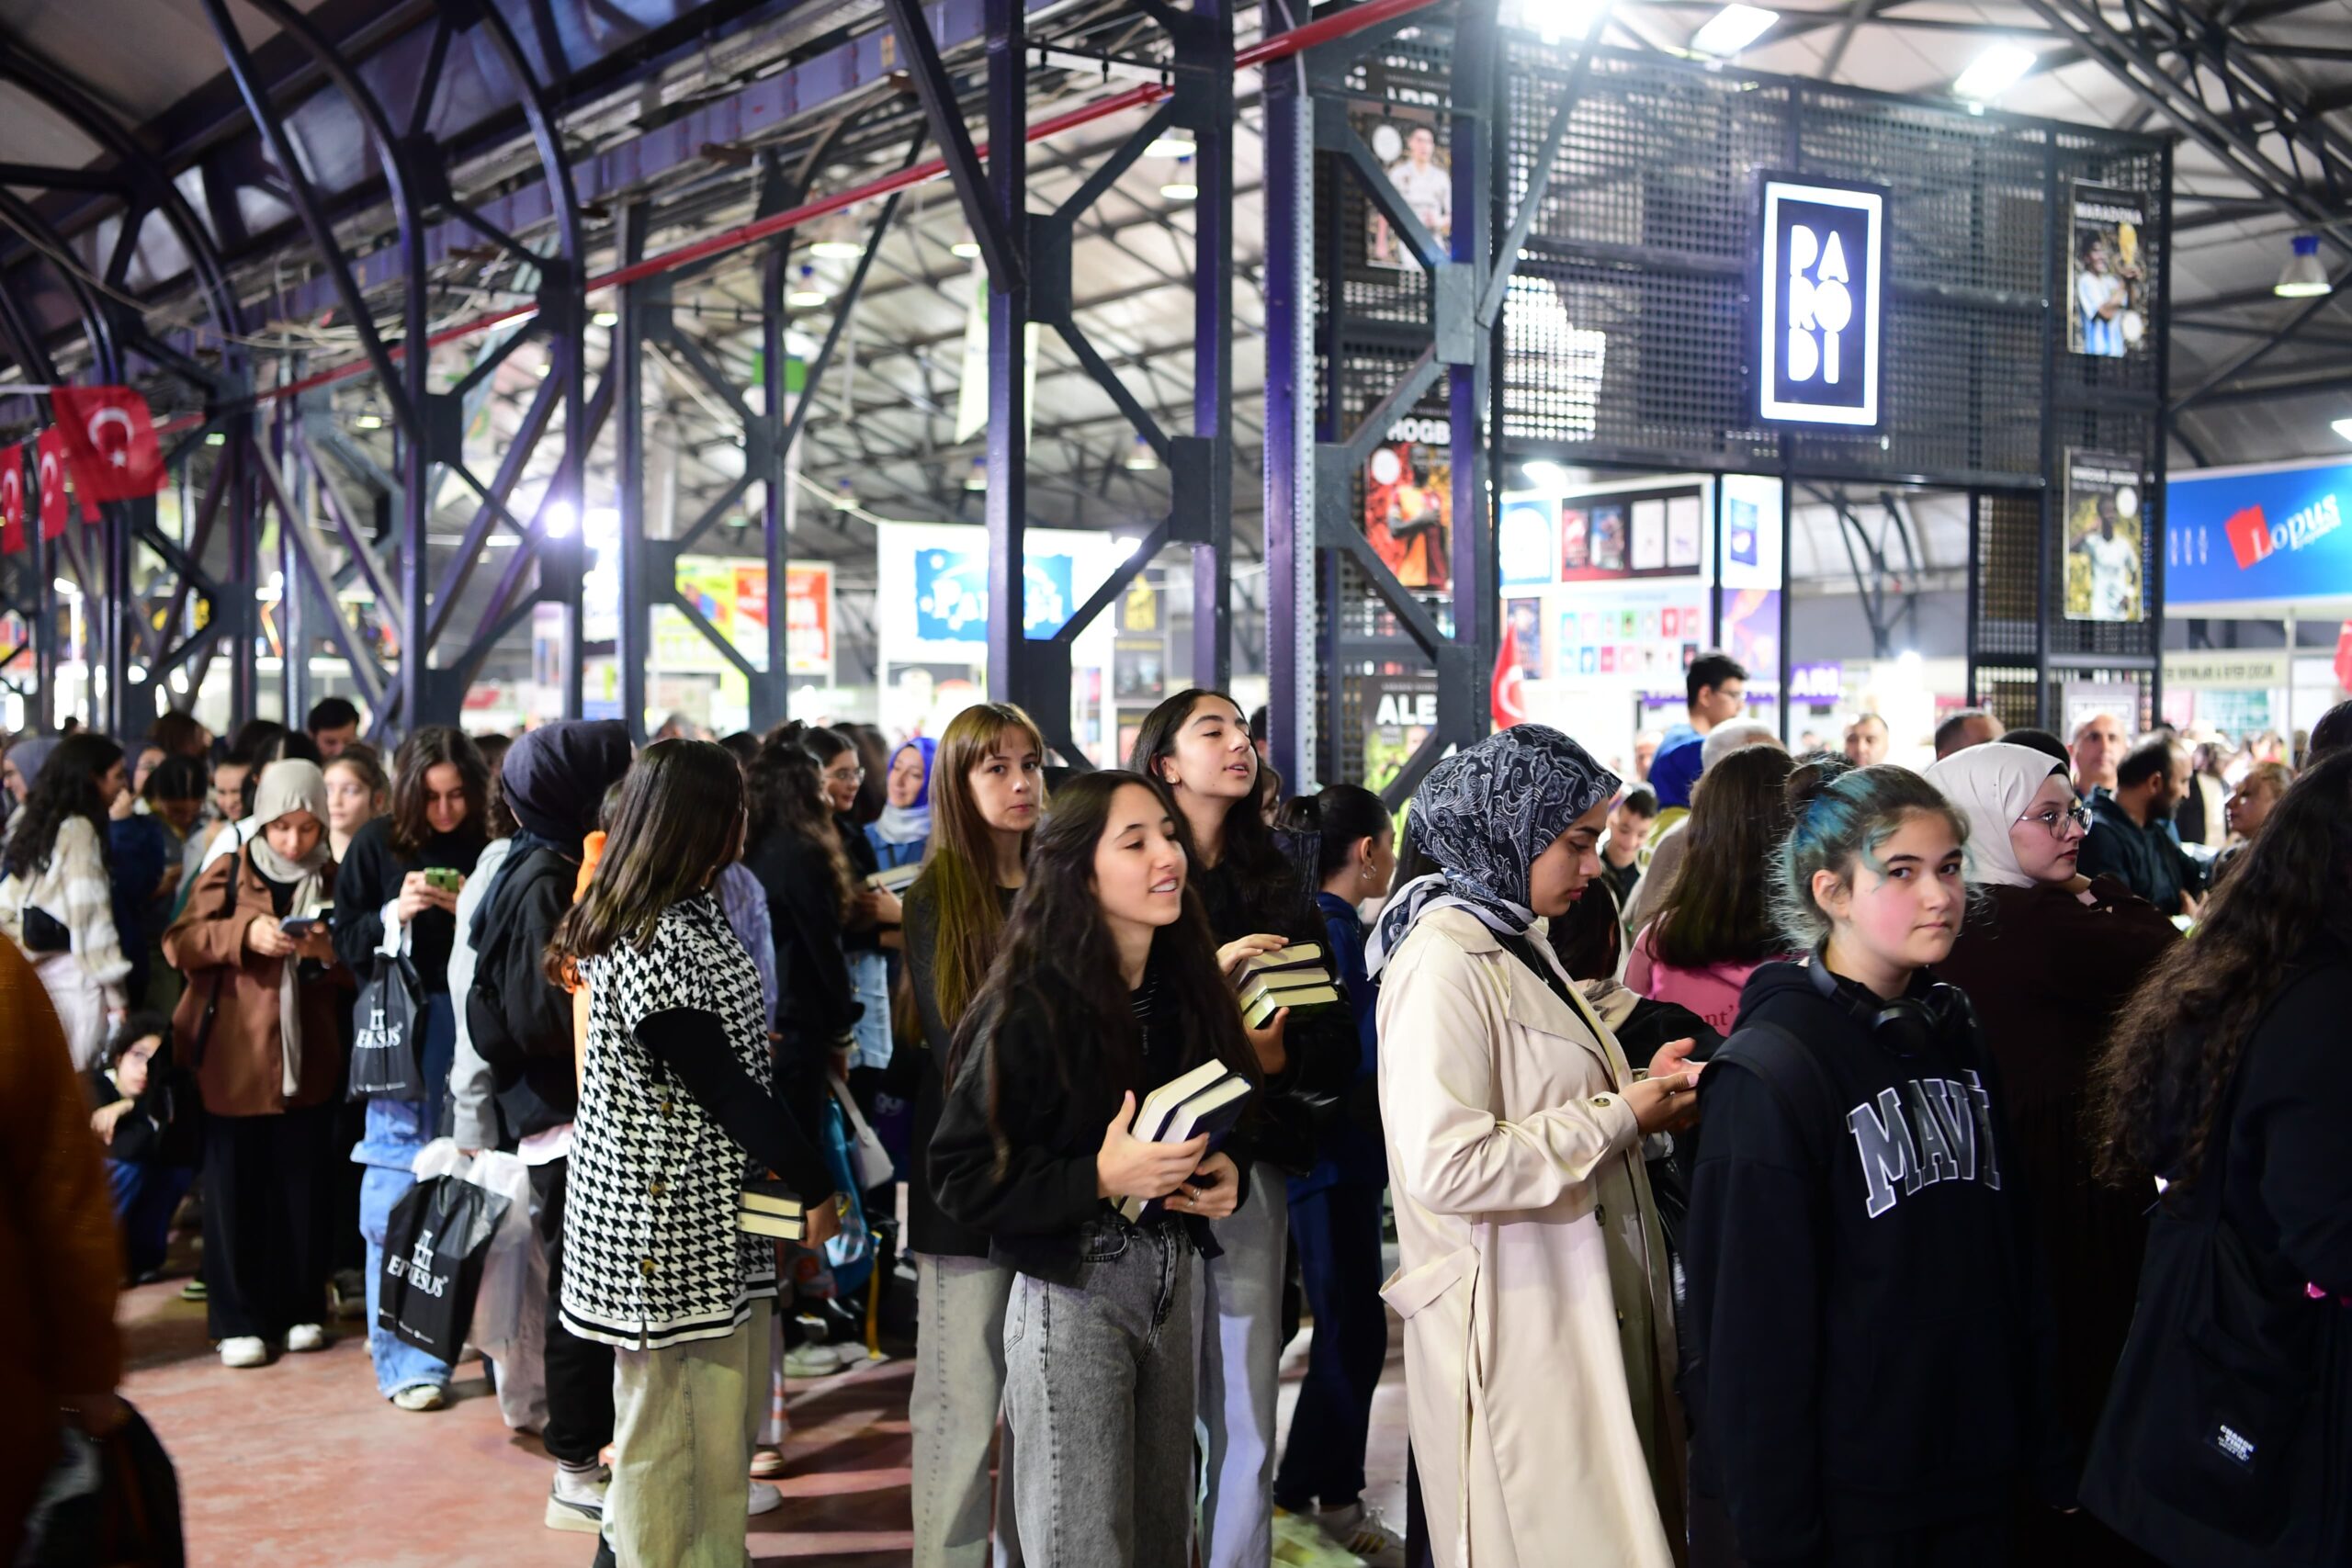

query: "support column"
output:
757 243 792 734
1191 0 1236 696
983 0 1029 705
1446 1 1500 737
616 207 652 745
1263 0 1316 789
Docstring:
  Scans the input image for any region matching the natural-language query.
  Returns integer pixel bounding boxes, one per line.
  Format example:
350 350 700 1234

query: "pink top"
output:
1624 922 1762 1035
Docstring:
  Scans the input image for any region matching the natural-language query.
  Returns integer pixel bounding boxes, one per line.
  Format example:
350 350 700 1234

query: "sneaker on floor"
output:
179 1280 208 1303
749 1448 786 1479
1319 1502 1404 1567
218 1336 268 1370
390 1383 447 1412
747 1481 783 1517
284 1323 328 1352
1272 1506 1363 1567
546 1470 607 1533
781 1344 845 1379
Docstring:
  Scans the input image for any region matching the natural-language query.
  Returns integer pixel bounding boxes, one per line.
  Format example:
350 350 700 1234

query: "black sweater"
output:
332 816 486 995
929 968 1245 1284
743 826 860 1147
1681 961 2071 1565
464 842 582 1137
638 1007 835 1208
900 877 1014 1258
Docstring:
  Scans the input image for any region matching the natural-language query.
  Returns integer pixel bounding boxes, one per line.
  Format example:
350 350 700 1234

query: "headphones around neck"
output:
1807 951 1973 1056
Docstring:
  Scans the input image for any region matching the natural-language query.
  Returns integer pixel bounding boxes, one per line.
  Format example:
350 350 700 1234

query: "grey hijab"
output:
1369 724 1620 975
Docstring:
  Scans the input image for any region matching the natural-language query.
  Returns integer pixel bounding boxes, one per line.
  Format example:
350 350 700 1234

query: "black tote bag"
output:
345 952 424 1100
377 1172 512 1359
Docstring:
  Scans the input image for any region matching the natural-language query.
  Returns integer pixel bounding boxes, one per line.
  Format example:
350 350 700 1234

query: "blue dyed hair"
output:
1772 761 1972 951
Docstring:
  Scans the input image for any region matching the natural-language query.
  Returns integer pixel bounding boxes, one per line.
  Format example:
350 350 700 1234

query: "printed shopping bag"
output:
378 1172 512 1358
346 953 424 1100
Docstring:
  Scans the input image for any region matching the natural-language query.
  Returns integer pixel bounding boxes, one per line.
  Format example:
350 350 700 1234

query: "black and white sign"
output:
1758 177 1886 428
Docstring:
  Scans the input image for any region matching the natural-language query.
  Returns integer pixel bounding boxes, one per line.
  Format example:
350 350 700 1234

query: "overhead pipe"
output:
161 0 1445 434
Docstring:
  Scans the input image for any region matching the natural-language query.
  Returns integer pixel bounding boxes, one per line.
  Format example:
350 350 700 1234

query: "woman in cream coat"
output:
1370 725 1699 1568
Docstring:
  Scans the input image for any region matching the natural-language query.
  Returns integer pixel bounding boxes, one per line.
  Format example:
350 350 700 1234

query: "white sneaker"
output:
219 1336 268 1369
747 1481 783 1517
284 1323 328 1352
546 1469 607 1533
390 1383 447 1412
781 1344 845 1379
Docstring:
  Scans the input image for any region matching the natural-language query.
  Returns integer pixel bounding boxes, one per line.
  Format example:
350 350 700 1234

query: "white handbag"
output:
831 1077 895 1190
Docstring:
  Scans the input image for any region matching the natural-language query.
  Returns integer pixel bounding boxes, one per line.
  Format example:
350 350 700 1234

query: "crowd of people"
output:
6 671 2348 1568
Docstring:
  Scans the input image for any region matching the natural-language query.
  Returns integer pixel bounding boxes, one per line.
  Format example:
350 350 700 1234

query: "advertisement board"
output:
1758 177 1885 428
2166 457 2352 610
2064 449 2147 623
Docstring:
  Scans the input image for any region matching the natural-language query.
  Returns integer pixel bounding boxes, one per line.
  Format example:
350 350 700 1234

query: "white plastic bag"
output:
413 1138 547 1432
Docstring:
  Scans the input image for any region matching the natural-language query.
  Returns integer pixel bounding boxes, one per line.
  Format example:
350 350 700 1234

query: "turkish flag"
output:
2335 621 2352 694
35 427 69 538
1490 626 1526 732
52 385 164 502
0 446 22 555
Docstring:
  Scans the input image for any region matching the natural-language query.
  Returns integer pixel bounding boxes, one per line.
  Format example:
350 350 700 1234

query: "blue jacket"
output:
1288 890 1386 1199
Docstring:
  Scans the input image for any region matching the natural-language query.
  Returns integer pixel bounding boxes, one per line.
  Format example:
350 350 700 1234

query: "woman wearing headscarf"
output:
1926 742 2177 1568
1371 726 1699 1568
1 734 58 809
164 760 348 1370
867 737 936 873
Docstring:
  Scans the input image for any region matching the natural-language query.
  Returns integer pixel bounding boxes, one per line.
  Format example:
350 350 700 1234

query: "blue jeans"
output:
107 1159 194 1280
354 991 458 1398
848 948 892 1072
1273 1179 1389 1510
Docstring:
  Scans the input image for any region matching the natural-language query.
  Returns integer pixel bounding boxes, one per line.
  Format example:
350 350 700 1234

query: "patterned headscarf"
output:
1370 724 1620 974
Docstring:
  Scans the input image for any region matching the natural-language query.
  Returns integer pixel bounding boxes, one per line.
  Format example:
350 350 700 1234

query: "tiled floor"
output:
119 1266 1409 1565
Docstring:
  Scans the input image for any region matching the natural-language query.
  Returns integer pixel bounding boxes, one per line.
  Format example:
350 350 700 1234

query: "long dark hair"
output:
945 771 1259 1163
749 722 854 910
1652 744 1797 969
3 733 121 880
545 739 743 984
1130 688 1302 935
1275 783 1392 884
2094 749 2352 1192
917 702 1046 1035
389 727 489 857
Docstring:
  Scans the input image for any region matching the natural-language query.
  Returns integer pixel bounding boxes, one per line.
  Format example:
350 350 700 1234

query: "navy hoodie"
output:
1681 960 2072 1565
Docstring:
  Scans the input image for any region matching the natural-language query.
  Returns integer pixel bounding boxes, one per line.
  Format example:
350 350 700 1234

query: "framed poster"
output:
2069 184 2148 359
2064 449 2146 623
1757 175 1886 428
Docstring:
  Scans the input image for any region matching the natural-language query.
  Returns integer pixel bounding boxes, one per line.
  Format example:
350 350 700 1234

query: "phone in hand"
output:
424 868 463 893
280 914 323 938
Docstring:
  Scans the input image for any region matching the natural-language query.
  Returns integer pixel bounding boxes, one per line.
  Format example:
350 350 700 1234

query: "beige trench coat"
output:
1376 905 1687 1568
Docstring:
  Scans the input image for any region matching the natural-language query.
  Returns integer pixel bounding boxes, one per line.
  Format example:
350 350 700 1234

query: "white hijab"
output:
245 761 332 1096
1925 742 2068 889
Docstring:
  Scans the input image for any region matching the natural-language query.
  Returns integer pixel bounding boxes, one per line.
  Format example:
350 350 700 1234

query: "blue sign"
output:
914 547 1079 641
1498 497 1556 586
2165 460 2352 606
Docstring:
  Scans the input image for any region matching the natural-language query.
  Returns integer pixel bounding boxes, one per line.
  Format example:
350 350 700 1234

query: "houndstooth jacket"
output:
558 893 780 1350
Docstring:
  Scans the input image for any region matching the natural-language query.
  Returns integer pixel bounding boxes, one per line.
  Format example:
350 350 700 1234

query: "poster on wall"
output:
2068 184 2148 359
1758 177 1884 427
1555 484 1702 583
2165 457 2350 609
874 521 1119 672
1498 496 1555 587
1552 581 1709 690
1362 673 1439 795
1359 117 1452 274
783 563 833 680
1719 588 1781 694
1364 409 1452 590
2064 449 2147 623
1507 597 1544 678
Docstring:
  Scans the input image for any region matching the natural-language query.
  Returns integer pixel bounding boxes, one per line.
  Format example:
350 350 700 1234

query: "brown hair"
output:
388 727 489 857
916 704 1047 1034
1652 745 1797 969
545 739 744 983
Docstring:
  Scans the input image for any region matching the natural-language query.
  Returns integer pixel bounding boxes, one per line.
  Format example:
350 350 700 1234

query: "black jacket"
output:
744 827 859 1147
899 877 1012 1258
1681 961 2071 1565
2080 941 2352 1567
331 816 486 996
464 842 581 1139
928 966 1248 1284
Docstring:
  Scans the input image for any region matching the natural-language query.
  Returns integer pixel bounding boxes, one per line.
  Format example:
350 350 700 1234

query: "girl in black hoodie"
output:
1682 761 2071 1568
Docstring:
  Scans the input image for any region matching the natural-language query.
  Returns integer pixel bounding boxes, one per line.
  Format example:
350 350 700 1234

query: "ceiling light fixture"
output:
593 309 618 327
786 264 829 310
832 478 856 511
1125 435 1161 471
1146 133 1197 159
1523 0 1611 44
950 237 982 259
1161 155 1199 202
1952 41 2037 102
965 458 989 492
1690 3 1778 55
2331 416 2352 443
2276 234 2331 299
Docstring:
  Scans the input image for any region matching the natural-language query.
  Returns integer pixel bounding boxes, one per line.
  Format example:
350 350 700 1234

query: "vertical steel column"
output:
30 467 53 731
616 208 652 745
757 243 791 732
983 0 1029 704
277 388 312 725
1192 0 1236 695
1446 2 1499 731
229 420 261 729
1262 0 1316 789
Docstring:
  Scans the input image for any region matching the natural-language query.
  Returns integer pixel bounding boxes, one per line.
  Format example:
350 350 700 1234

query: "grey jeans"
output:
1198 1163 1288 1568
605 1298 769 1568
1001 1220 1196 1568
912 1253 1023 1568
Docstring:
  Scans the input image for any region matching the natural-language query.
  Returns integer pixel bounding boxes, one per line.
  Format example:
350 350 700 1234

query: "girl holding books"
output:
900 703 1045 1568
548 739 839 1568
929 770 1258 1568
1129 691 1363 1568
1267 784 1399 1555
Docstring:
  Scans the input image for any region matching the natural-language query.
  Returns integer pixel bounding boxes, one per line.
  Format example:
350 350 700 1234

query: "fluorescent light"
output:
593 310 617 327
950 238 982 259
127 665 146 683
1146 133 1196 159
2332 417 2352 443
1114 534 1146 553
1953 41 2037 102
1160 181 1198 200
1521 459 1572 490
810 240 864 260
1125 436 1161 471
53 578 78 597
355 412 384 430
484 535 520 547
1690 3 1776 55
1522 0 1611 43
543 501 577 539
965 459 988 492
786 287 829 308
205 432 225 446
2276 234 2331 299
832 479 856 511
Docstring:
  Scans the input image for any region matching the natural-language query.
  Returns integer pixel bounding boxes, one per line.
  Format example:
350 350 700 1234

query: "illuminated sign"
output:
1758 177 1885 428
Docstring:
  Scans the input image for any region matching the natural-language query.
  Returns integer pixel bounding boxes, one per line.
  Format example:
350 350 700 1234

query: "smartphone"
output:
424 868 463 892
280 915 322 938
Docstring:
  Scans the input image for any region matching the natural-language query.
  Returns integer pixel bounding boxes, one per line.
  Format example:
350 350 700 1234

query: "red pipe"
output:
160 0 1442 434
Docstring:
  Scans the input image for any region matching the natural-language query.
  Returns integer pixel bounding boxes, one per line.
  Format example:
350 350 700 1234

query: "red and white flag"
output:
1490 624 1526 732
53 385 164 502
0 445 23 555
35 427 69 539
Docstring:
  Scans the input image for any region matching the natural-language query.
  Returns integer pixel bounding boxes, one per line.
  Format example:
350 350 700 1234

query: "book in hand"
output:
1129 1059 1232 1144
1230 942 1324 979
737 1179 807 1241
868 862 922 894
1116 1068 1252 1224
1240 980 1340 1030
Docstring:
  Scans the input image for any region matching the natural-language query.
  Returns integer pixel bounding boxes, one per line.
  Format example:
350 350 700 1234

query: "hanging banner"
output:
1757 176 1885 428
35 427 69 538
1364 405 1452 590
783 562 832 680
2068 183 2148 359
53 385 166 502
1360 116 1453 274
0 445 23 555
2166 457 2352 609
2063 448 2147 623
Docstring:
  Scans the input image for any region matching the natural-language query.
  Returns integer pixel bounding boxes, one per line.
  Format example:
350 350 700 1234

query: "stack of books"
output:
868 862 922 895
737 1179 808 1241
1233 942 1340 1029
1115 1060 1253 1223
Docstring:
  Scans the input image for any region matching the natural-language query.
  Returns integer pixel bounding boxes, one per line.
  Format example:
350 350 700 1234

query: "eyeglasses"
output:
824 766 865 784
2016 801 2090 837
